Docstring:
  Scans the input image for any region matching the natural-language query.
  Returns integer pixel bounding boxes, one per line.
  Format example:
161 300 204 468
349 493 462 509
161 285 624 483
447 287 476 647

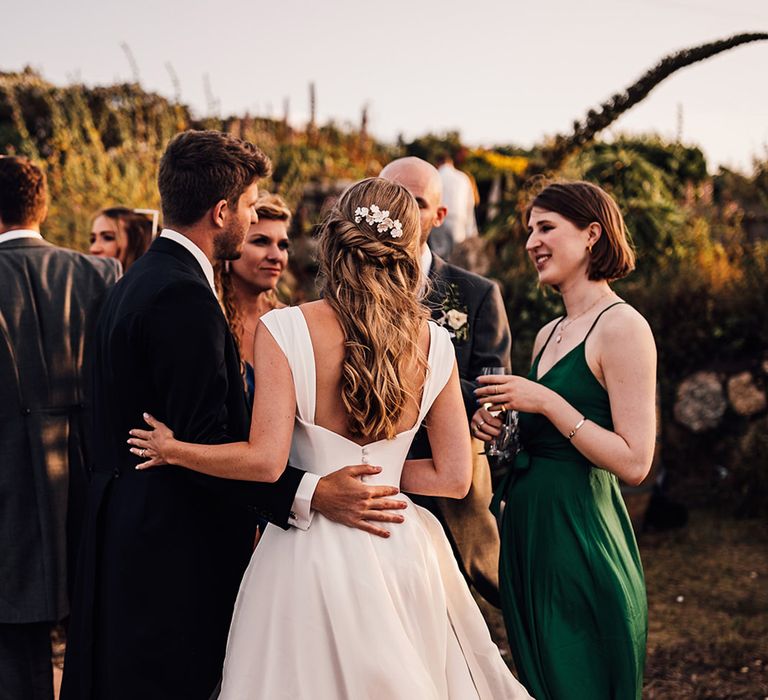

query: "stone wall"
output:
667 360 767 515
674 368 767 432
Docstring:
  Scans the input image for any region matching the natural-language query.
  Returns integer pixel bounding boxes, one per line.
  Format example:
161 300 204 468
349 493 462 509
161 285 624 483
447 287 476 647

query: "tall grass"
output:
0 70 396 252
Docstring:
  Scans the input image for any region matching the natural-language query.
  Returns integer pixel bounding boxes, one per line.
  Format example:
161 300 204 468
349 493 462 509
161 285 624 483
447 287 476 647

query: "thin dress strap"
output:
583 301 626 341
534 316 565 364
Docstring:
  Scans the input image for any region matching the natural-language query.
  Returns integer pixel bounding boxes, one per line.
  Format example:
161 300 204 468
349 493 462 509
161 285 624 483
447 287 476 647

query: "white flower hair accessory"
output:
354 204 404 238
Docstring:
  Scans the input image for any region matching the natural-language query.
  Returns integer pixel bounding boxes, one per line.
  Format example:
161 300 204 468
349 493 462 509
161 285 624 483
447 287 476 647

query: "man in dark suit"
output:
0 156 121 700
62 131 405 700
381 157 512 606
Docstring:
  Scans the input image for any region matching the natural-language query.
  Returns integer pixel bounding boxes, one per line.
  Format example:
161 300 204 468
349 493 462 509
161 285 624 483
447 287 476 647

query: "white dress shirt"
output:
288 472 320 530
438 163 478 244
158 228 316 529
419 244 434 299
0 228 44 243
421 244 434 279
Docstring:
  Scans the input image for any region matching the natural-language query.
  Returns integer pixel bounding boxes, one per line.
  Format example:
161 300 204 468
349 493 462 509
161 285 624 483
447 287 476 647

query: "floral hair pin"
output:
354 204 404 238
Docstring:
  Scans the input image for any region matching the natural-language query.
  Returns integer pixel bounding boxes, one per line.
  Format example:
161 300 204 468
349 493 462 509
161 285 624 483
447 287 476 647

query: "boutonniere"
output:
435 283 469 342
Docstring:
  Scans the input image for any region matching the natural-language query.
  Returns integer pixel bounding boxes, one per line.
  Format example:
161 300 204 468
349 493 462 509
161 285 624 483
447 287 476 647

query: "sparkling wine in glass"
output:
480 366 509 457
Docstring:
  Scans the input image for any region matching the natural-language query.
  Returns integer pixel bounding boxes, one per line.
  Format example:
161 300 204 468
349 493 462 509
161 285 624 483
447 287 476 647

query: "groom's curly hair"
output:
318 178 429 441
159 130 271 227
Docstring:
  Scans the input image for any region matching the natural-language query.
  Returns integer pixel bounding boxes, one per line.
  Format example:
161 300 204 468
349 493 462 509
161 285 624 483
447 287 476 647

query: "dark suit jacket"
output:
0 237 120 624
409 253 512 606
61 237 304 700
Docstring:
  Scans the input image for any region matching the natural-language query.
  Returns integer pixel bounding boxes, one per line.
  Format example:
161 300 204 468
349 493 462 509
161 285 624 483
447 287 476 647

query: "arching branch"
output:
539 32 768 173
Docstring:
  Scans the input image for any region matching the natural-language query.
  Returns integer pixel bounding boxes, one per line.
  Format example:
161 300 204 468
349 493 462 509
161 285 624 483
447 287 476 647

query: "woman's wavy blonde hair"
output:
318 177 429 441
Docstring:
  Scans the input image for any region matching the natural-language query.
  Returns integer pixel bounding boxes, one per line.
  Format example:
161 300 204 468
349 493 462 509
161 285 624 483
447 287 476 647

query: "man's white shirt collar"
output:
159 229 216 295
420 244 433 280
418 244 434 298
0 229 44 243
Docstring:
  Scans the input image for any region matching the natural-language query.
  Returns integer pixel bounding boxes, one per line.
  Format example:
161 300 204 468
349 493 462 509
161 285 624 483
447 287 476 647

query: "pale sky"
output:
5 0 768 172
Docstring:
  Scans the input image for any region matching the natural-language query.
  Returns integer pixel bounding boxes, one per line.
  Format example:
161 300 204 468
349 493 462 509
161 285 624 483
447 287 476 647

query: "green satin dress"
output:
492 303 647 699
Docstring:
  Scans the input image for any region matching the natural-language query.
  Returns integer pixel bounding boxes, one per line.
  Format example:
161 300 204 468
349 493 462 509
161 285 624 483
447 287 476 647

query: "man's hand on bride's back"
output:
312 465 407 538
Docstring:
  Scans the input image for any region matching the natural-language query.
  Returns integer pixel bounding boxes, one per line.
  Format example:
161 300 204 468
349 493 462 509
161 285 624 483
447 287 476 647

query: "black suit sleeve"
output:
461 281 512 421
143 281 302 528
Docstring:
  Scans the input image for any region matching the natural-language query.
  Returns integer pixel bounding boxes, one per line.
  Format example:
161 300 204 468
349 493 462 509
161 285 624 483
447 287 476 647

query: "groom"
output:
381 157 512 606
62 131 406 700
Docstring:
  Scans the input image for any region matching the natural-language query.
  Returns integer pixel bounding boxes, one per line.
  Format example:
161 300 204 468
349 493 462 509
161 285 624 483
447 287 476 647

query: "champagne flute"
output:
480 366 509 457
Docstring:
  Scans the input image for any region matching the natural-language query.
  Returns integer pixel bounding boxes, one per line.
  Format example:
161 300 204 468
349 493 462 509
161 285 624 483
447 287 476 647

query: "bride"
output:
128 177 532 699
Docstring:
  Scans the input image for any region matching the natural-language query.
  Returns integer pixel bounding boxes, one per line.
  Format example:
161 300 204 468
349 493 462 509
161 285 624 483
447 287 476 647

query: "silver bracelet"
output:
567 417 586 440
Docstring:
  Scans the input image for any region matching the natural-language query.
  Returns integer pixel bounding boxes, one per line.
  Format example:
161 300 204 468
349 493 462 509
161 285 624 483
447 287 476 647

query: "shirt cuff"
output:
287 472 321 530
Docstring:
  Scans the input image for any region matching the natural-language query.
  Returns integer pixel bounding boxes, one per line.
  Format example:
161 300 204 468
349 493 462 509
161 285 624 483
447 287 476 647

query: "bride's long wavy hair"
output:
318 177 429 441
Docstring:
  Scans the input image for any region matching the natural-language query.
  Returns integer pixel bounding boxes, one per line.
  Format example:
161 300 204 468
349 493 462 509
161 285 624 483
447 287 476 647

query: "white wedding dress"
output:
219 307 532 699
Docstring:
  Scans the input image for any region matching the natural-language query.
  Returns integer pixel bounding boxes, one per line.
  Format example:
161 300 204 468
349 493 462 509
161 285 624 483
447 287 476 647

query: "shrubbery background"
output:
2 68 766 515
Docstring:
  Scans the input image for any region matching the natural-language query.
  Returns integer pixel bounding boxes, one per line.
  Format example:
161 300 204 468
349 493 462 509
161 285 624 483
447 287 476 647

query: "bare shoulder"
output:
595 303 654 346
589 303 656 373
295 299 334 331
298 298 332 320
296 300 346 357
583 303 656 389
420 319 434 353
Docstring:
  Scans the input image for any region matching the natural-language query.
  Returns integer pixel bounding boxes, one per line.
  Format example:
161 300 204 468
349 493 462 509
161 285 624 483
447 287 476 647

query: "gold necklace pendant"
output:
556 292 612 345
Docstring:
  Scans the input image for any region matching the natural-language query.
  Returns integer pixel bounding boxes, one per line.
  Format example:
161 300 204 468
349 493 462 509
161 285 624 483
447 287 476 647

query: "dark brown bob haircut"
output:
526 180 635 281
158 130 271 227
0 156 48 227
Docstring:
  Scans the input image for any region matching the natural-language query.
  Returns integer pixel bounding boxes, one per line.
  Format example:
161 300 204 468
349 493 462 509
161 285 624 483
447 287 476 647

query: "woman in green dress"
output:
472 180 655 699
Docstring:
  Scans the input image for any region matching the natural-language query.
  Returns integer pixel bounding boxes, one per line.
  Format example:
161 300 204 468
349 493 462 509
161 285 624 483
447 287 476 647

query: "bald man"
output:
380 157 512 606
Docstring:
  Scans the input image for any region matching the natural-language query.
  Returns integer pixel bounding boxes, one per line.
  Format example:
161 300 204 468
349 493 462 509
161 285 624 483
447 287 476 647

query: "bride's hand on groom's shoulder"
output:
128 412 173 469
312 465 407 539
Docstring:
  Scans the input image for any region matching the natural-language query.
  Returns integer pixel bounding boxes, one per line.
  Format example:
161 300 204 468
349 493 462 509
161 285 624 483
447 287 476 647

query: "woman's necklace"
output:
555 292 612 344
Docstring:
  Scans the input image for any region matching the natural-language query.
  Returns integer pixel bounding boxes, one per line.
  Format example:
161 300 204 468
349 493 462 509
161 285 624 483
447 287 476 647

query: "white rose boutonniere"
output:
435 283 469 342
446 309 468 331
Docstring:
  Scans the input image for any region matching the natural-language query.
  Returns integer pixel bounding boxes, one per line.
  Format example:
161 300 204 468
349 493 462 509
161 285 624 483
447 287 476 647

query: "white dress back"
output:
219 306 533 700
264 305 454 487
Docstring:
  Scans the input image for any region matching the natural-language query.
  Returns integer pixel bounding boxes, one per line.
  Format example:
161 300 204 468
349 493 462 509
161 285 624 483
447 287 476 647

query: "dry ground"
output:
640 510 767 699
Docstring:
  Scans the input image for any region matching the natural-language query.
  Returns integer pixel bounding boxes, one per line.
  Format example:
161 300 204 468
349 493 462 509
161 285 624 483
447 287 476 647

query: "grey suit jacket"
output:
0 237 120 623
408 254 512 606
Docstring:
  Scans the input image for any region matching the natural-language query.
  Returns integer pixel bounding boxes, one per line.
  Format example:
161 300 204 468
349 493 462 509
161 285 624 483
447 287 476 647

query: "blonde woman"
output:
216 192 292 403
127 178 531 699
